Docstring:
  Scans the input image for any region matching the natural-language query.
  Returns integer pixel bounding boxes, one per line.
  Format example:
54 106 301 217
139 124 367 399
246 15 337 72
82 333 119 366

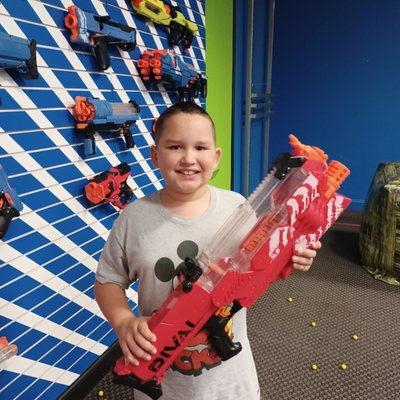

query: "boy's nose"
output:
181 150 196 164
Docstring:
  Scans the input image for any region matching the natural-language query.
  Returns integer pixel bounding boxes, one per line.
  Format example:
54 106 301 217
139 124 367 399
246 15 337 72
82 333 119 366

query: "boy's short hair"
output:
153 101 216 144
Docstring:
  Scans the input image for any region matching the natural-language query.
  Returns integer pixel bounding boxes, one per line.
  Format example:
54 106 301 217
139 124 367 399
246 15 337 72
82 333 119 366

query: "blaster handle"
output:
84 135 96 156
168 21 185 46
93 39 110 70
122 126 135 149
204 300 243 361
0 207 20 239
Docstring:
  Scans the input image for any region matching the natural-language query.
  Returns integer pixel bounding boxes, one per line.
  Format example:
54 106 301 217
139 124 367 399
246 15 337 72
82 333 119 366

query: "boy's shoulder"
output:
211 185 246 206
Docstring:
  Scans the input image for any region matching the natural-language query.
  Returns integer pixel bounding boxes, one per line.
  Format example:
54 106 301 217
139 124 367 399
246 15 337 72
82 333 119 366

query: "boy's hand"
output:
116 315 157 366
292 241 322 272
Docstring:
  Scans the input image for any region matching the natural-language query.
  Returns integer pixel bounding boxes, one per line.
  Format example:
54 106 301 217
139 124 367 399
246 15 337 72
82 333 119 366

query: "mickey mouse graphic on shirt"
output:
153 240 235 376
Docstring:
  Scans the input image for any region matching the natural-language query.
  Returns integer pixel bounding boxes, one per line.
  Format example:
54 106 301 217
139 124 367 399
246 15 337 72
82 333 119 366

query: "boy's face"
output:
151 113 221 197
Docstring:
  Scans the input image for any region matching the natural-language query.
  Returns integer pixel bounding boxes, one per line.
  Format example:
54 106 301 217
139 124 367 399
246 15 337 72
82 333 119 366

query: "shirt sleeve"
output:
95 217 132 289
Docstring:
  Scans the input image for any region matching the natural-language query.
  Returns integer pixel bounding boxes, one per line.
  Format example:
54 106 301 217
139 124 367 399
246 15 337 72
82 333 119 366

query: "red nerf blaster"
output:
85 162 133 210
114 135 351 399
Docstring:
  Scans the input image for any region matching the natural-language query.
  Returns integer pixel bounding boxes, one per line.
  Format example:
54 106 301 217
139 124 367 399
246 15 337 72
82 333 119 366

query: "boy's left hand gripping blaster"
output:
85 162 133 210
0 164 23 239
0 32 38 79
114 135 351 400
72 96 140 156
64 5 136 70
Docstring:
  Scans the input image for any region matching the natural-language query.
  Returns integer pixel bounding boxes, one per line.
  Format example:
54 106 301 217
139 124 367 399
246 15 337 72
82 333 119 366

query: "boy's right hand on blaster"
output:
116 315 157 366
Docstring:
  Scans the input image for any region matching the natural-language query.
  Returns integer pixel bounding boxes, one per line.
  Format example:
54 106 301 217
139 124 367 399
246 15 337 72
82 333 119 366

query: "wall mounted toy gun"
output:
131 0 198 50
0 32 39 80
84 162 133 210
64 5 136 70
0 336 18 366
72 96 140 157
137 49 206 101
113 135 351 399
0 164 23 239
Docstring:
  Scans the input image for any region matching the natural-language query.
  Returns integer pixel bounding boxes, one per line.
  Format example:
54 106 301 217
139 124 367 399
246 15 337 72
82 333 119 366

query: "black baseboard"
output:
58 340 121 400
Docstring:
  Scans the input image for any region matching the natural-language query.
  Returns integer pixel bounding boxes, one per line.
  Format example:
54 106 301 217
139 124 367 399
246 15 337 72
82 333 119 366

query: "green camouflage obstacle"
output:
359 162 400 285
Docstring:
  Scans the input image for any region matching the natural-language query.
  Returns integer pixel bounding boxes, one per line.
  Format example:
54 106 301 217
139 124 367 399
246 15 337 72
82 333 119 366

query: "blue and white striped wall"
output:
0 0 205 399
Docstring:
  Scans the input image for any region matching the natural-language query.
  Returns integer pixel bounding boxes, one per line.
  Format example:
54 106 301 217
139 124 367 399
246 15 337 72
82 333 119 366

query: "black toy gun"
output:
0 164 23 239
64 5 136 70
84 162 133 210
72 96 140 157
0 32 38 79
132 0 198 50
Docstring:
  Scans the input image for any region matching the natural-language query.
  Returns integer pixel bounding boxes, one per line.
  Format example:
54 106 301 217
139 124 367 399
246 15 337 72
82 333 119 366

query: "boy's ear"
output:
150 145 159 167
214 147 222 166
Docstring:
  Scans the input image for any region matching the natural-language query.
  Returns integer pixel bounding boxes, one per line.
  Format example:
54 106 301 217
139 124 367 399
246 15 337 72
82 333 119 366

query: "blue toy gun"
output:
0 164 23 239
137 49 207 101
72 96 140 156
64 5 136 70
0 32 38 79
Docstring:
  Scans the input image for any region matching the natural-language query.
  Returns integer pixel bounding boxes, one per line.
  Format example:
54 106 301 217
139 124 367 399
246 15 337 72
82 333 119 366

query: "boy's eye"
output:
196 145 208 151
168 145 181 150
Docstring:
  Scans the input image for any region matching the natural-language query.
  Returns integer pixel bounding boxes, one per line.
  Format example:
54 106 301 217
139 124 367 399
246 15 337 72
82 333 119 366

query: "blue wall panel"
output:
269 0 400 210
0 0 206 398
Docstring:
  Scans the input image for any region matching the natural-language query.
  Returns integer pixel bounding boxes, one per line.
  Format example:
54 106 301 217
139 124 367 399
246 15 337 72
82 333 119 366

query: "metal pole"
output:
262 0 276 175
242 0 254 196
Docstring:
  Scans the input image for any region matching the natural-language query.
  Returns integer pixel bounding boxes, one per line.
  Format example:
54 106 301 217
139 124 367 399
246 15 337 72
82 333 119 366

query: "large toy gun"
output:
132 0 198 50
113 135 351 399
0 32 38 79
0 164 23 239
64 5 136 70
72 96 140 156
137 49 206 101
84 162 133 210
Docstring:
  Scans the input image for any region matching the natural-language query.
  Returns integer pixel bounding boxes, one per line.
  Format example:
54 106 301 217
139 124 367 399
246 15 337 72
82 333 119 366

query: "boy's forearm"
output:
94 280 136 331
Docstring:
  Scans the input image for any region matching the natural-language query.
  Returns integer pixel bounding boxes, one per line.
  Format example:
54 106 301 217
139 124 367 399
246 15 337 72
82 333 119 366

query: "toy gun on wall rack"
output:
132 0 198 50
64 5 136 70
0 337 18 366
0 32 39 79
84 162 133 210
72 96 140 157
113 135 351 399
137 49 206 101
0 164 23 240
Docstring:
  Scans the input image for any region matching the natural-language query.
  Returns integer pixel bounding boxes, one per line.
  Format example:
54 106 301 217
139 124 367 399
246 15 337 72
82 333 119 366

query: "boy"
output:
95 102 321 400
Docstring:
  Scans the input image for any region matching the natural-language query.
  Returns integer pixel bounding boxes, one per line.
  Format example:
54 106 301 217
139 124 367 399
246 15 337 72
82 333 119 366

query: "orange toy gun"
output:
85 162 133 210
0 337 18 365
114 135 351 399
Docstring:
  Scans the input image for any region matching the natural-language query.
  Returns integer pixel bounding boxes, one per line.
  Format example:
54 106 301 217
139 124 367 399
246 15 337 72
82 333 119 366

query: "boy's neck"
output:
160 186 211 218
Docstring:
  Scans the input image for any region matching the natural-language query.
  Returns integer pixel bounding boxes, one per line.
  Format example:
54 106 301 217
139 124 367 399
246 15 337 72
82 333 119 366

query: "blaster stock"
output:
64 5 136 70
132 0 198 50
72 96 140 157
113 135 351 399
84 162 133 210
0 32 38 80
137 49 206 101
0 164 23 240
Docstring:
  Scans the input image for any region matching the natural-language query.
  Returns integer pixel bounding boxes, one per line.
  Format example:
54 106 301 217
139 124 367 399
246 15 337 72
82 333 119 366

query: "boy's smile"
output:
151 113 221 201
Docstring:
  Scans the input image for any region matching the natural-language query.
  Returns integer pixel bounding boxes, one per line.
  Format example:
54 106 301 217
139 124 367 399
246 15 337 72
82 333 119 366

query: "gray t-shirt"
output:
96 185 260 400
